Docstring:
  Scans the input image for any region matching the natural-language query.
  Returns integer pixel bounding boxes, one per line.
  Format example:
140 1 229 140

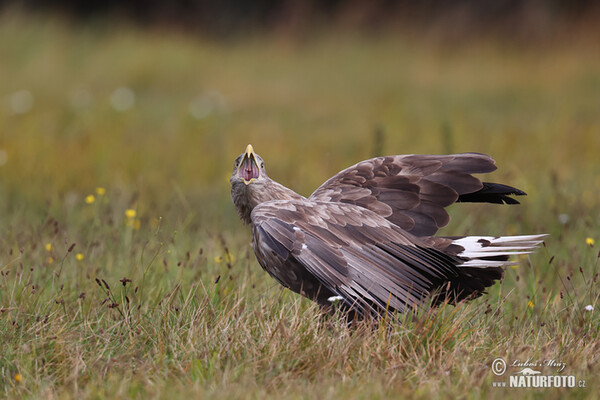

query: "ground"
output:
1 11 599 399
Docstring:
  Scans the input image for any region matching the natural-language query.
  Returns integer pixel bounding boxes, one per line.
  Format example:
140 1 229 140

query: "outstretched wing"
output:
309 153 524 236
251 200 466 316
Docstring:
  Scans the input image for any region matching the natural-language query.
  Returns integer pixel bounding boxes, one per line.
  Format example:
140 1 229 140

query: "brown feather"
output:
230 147 536 320
310 153 520 236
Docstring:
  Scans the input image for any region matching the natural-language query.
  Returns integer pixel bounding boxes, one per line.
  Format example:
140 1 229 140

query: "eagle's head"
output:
230 144 269 224
231 144 267 185
230 144 303 225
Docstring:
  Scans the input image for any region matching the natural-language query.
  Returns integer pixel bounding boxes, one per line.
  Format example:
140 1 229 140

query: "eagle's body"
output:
230 145 544 318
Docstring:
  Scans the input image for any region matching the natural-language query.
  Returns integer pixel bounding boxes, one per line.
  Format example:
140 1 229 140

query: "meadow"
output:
1 11 599 399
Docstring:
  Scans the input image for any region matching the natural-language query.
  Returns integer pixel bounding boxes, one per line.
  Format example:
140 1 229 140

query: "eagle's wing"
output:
309 153 524 236
251 200 469 316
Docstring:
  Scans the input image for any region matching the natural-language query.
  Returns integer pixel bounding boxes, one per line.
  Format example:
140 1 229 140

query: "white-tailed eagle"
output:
230 144 545 318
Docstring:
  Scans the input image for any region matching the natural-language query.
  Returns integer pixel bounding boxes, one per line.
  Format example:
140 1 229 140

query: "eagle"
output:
230 144 545 319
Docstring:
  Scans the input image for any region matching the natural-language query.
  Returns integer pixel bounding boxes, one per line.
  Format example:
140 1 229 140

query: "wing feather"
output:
251 200 464 316
310 153 523 236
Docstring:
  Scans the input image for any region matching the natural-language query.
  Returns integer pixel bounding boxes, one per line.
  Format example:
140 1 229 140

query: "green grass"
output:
1 10 600 399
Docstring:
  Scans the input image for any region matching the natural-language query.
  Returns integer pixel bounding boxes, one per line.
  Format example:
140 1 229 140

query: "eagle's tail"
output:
454 234 547 267
433 234 547 304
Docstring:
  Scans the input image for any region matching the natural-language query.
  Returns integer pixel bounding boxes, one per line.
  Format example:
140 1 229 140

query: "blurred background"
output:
2 4 599 397
0 0 599 234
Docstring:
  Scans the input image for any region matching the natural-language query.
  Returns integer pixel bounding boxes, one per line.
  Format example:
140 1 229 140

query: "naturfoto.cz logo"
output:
491 358 586 389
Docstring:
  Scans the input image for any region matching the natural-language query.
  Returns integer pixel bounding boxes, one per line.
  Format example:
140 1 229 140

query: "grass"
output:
1 10 600 399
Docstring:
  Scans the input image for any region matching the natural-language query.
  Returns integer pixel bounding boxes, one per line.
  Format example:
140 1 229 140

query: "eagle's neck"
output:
231 177 304 224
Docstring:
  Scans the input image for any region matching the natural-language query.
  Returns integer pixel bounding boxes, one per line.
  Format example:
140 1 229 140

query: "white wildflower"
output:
110 87 135 111
558 214 570 225
8 90 34 114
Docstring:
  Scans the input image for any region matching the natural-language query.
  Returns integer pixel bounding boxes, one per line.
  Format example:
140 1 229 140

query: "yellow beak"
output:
245 144 254 157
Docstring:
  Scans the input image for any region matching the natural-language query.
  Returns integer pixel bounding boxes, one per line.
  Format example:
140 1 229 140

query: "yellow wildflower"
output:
214 253 235 264
47 256 54 264
85 194 95 204
14 373 22 383
45 243 52 252
125 209 137 219
586 237 595 247
527 300 534 309
76 253 84 261
506 224 517 236
150 217 160 229
96 187 106 196
125 218 141 229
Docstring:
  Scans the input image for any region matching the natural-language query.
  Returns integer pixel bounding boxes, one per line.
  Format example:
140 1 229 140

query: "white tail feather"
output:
460 259 518 268
454 234 547 268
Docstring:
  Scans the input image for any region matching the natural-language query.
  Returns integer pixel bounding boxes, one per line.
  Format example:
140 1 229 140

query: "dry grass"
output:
1 11 599 399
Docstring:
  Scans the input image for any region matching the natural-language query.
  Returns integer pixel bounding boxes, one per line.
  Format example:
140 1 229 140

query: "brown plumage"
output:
230 144 545 318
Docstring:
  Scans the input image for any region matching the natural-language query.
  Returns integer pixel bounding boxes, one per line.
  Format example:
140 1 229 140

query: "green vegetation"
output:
1 11 599 399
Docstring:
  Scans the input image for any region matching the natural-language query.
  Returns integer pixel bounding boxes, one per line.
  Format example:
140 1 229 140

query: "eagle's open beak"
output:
238 144 260 185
